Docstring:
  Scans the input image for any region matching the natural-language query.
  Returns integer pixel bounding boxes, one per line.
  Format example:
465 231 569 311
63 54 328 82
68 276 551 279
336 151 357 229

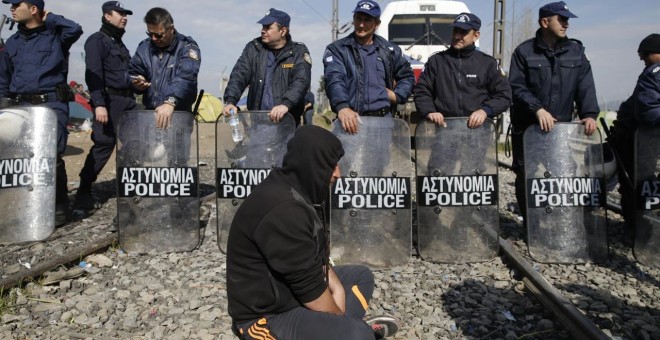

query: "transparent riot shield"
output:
524 123 607 263
0 107 57 244
116 110 199 254
633 126 660 269
415 118 499 263
330 117 412 269
216 111 295 253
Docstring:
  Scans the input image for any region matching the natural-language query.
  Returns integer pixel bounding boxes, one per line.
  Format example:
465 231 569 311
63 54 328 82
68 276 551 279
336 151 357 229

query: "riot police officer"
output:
128 7 201 127
76 1 136 210
613 33 660 230
0 0 83 225
508 1 599 222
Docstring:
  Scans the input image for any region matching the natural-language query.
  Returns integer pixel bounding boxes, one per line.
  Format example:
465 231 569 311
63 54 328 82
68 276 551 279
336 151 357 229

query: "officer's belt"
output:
10 92 60 105
361 107 391 117
105 87 133 97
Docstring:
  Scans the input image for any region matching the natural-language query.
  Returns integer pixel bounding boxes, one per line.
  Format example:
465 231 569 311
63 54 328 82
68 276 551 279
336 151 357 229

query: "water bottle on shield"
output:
228 109 244 142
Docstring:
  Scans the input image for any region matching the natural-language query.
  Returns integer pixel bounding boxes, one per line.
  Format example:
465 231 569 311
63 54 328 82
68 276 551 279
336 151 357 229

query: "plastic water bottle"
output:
228 109 244 142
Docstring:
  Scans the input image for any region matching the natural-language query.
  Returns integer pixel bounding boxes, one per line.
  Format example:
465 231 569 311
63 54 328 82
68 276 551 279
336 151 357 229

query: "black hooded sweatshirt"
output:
226 125 345 323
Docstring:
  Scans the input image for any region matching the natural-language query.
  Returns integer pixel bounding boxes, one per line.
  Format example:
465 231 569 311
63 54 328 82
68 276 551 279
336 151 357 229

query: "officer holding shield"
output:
508 1 599 220
223 8 311 125
323 0 414 134
414 12 511 128
76 1 136 210
0 0 83 225
612 33 660 229
128 7 200 128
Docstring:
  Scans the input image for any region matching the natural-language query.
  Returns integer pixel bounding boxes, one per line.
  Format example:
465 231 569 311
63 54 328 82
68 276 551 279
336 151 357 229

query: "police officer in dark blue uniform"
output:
75 1 136 210
0 0 83 225
508 1 599 221
223 8 311 126
128 7 200 128
613 33 660 230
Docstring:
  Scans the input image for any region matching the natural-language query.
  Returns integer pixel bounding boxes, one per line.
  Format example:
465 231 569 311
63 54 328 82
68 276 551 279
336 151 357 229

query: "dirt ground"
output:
62 122 218 191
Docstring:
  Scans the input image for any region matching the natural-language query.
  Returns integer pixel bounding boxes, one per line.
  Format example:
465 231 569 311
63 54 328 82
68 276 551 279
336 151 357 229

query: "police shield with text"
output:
633 126 660 268
216 111 295 253
116 110 199 253
415 118 499 263
330 117 412 268
0 107 57 244
524 123 607 263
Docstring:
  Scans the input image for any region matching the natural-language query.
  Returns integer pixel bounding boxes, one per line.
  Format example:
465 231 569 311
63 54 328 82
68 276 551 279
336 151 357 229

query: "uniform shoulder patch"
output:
303 52 312 65
653 66 660 74
188 49 199 61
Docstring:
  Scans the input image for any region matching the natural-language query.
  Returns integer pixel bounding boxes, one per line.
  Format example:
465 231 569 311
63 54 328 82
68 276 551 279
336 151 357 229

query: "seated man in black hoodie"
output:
226 125 399 339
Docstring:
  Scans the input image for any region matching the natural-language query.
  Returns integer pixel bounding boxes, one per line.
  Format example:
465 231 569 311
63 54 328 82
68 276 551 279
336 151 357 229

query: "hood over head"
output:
280 126 344 204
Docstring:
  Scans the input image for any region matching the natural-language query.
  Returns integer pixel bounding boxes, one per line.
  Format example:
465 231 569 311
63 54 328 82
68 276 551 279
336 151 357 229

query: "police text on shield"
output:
332 177 411 209
639 180 660 210
0 158 54 189
527 177 603 208
119 167 198 197
217 168 270 199
418 175 497 207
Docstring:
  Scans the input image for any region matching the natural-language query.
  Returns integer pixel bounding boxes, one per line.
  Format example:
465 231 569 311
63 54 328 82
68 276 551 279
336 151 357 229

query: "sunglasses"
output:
146 30 167 39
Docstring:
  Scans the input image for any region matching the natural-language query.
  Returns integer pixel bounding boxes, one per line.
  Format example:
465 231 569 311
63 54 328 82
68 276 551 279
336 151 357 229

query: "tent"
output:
196 92 223 122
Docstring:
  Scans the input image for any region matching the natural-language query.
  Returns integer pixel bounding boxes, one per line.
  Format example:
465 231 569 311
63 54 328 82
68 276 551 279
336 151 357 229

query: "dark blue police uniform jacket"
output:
128 32 201 111
323 33 415 115
85 30 134 107
509 29 600 131
0 14 83 154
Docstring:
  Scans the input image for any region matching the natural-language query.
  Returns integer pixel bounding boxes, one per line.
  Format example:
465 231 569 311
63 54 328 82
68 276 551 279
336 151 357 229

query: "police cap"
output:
2 0 44 12
257 8 290 27
102 1 133 15
539 1 577 19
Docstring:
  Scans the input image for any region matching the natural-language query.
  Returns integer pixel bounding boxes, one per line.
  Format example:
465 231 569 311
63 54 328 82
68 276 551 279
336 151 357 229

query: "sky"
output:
1 0 658 109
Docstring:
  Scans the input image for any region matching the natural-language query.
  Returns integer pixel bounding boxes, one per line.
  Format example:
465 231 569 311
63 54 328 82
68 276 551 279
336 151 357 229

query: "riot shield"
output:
116 110 199 254
216 111 295 253
0 107 57 244
633 126 660 269
523 123 607 263
330 117 412 269
415 118 499 263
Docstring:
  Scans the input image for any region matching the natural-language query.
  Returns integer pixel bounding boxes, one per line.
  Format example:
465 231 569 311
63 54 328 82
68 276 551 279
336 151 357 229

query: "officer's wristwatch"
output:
164 96 177 107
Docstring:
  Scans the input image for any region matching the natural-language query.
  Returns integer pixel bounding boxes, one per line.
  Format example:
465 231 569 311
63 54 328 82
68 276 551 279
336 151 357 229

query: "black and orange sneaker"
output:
366 316 400 339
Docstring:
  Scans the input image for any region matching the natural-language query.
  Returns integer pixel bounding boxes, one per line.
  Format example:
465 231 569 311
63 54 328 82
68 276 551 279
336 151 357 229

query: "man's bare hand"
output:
94 106 109 125
581 117 597 136
269 104 289 123
467 109 487 129
223 103 238 117
338 107 360 134
155 103 174 129
536 108 557 132
131 75 151 91
386 88 397 105
427 112 447 127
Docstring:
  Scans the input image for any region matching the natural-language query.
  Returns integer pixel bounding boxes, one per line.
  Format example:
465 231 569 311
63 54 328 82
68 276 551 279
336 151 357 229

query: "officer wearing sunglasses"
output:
128 7 201 129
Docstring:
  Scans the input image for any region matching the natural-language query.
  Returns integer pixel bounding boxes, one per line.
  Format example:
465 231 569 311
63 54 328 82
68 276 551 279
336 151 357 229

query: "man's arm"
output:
483 58 512 117
45 13 83 51
634 67 660 125
508 47 543 115
304 266 344 315
254 204 331 310
279 44 311 111
166 42 201 107
573 50 599 135
128 42 150 93
413 56 439 118
322 44 351 113
223 42 253 113
390 47 415 104
84 36 107 107
0 50 12 97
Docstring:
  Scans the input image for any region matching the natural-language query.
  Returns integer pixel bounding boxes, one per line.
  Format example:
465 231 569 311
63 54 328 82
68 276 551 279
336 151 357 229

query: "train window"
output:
388 14 454 47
